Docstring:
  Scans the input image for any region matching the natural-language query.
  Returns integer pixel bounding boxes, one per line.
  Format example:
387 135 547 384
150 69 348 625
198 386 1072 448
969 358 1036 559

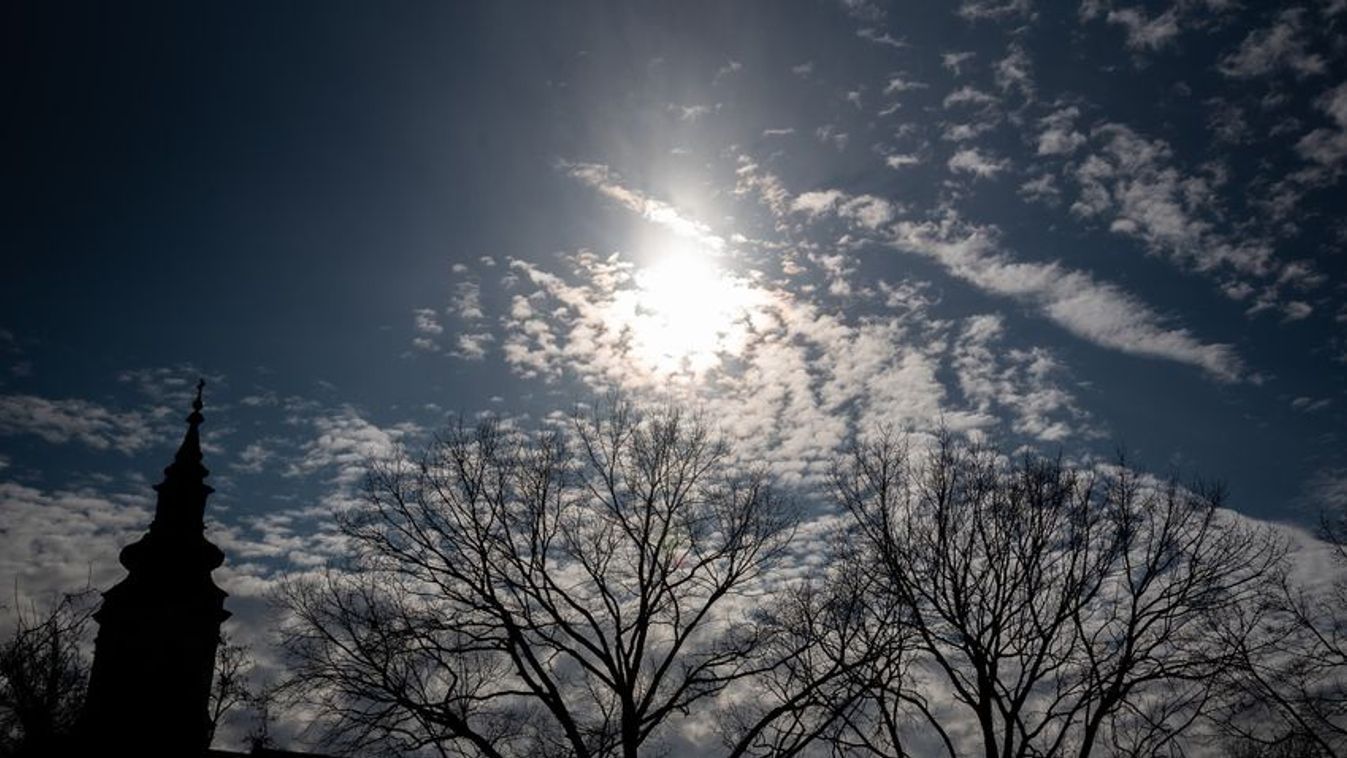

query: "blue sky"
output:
3 0 1347 730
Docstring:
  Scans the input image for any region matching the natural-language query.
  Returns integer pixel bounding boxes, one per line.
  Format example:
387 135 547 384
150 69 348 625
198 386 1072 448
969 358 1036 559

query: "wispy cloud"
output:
559 161 726 252
1218 9 1326 79
0 394 156 453
948 147 1011 178
889 215 1245 381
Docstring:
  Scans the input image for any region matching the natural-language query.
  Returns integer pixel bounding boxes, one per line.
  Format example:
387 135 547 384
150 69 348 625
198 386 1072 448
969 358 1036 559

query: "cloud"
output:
885 153 923 170
1217 9 1326 79
451 281 484 321
1290 396 1331 413
948 148 1011 178
943 86 998 109
290 408 419 485
734 156 791 218
1070 123 1312 294
1296 82 1347 173
791 190 847 217
954 315 1094 441
883 74 929 95
942 51 976 75
560 161 726 252
478 249 1094 487
670 103 717 122
957 0 1031 22
791 190 894 229
889 215 1245 381
994 43 1034 98
1305 467 1347 517
0 394 156 453
453 332 495 361
0 482 151 631
413 308 444 335
1106 6 1180 50
816 125 850 151
856 28 907 48
1019 173 1062 204
1036 106 1087 155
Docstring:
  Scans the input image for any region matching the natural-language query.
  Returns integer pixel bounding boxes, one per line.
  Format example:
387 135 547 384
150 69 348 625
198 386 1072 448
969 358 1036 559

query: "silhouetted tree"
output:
1212 511 1347 755
827 430 1283 758
719 558 928 757
206 634 256 746
0 589 256 756
277 401 796 758
0 589 95 758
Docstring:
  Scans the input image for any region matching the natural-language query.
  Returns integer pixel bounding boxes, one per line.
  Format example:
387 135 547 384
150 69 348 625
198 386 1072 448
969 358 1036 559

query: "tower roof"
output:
151 379 215 534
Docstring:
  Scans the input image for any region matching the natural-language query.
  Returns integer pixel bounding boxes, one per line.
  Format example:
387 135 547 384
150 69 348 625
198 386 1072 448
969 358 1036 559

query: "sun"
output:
609 252 765 377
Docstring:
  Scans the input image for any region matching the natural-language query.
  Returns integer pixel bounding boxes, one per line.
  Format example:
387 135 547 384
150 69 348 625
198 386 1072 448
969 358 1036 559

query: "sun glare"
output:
610 253 764 377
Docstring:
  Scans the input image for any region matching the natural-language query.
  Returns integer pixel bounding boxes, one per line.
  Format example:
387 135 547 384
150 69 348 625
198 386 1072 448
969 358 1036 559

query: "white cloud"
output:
1218 9 1326 79
943 86 998 109
856 28 907 48
1306 467 1347 512
290 408 419 485
1037 106 1087 155
942 51 976 75
413 308 443 335
791 190 893 229
954 315 1093 441
885 153 923 169
815 124 850 151
0 482 152 632
957 0 1032 21
1107 6 1180 50
839 195 895 229
1071 123 1307 292
883 74 929 95
1019 173 1062 204
889 216 1244 381
1291 396 1332 413
1296 82 1347 172
0 395 155 454
560 161 726 252
451 281 484 320
994 43 1034 97
454 331 495 361
791 190 846 217
948 148 1011 178
734 156 791 218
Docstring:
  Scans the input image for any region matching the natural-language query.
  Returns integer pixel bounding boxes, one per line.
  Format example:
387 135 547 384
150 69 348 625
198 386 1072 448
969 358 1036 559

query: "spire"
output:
176 378 206 464
150 378 215 536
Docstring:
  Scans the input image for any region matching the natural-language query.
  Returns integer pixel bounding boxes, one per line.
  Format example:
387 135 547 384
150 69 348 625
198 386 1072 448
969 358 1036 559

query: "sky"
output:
4 0 1347 743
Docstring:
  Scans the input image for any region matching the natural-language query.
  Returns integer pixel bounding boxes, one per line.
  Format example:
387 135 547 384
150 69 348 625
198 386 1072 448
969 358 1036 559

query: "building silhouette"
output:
75 381 333 757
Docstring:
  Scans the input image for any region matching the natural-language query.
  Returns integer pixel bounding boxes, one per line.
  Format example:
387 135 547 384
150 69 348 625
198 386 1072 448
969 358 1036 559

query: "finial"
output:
185 378 205 428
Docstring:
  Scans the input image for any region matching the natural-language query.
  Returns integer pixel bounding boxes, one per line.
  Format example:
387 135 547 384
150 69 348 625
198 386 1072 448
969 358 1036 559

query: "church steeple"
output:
78 379 231 755
147 379 215 538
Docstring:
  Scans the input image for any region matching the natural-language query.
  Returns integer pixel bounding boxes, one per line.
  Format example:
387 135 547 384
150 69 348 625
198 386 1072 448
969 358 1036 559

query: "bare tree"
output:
0 589 96 758
0 589 256 756
206 634 256 747
828 430 1283 758
1212 511 1347 755
720 556 927 758
277 401 796 758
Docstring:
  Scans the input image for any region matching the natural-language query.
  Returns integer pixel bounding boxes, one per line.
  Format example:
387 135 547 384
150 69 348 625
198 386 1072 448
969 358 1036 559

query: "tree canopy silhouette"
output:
278 401 796 758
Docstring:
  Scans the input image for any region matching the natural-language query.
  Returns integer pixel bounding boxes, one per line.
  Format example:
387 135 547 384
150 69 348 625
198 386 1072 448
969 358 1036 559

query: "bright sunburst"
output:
609 252 765 377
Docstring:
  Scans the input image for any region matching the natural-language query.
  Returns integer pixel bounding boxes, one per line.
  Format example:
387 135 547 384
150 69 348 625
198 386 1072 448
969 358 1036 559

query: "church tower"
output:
79 380 230 754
